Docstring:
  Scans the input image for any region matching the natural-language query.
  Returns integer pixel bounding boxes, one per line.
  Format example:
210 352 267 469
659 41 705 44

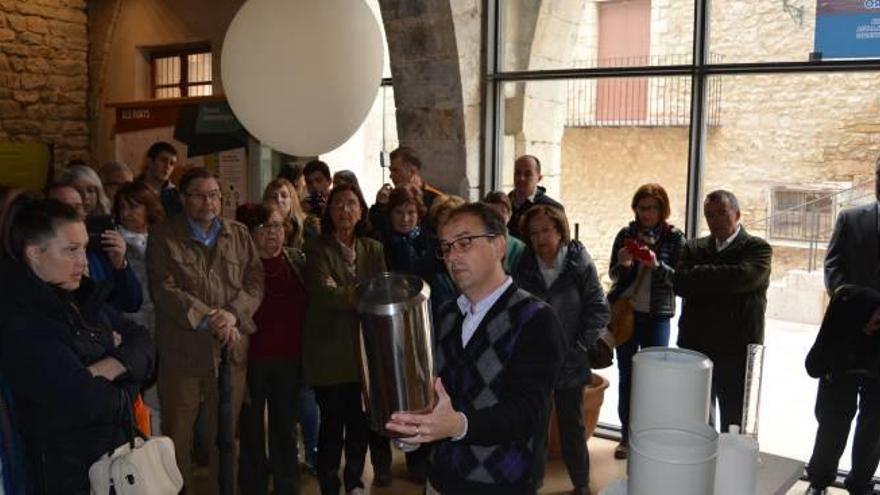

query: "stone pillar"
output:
502 0 589 199
379 0 481 198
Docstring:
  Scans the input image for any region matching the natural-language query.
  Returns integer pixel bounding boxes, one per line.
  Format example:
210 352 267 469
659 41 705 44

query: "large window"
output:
488 0 880 480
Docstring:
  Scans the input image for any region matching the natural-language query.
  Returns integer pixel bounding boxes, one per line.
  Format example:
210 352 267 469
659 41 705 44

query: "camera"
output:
306 193 325 214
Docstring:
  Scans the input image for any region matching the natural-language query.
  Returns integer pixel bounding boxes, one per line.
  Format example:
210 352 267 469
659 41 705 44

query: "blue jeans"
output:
298 386 320 467
616 312 671 442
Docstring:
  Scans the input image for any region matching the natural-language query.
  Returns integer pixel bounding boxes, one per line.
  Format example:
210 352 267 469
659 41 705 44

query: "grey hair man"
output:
673 189 772 432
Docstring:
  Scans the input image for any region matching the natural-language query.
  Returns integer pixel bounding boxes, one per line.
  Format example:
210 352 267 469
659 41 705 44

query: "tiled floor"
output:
292 436 828 495
297 436 626 494
190 434 854 494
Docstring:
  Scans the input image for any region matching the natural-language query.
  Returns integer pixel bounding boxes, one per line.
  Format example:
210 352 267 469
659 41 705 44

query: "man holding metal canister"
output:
385 202 564 495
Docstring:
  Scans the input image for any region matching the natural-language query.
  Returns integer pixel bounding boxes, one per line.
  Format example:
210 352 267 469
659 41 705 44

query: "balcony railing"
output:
565 53 723 128
743 179 875 271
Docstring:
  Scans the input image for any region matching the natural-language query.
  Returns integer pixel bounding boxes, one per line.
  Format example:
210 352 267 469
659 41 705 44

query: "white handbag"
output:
88 391 183 495
88 436 182 495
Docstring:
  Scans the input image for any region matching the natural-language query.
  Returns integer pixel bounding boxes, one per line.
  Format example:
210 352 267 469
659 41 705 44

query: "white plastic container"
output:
628 424 719 495
714 425 758 495
630 347 713 435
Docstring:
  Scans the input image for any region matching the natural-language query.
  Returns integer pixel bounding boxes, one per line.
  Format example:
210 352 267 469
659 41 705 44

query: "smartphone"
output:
625 238 653 264
86 215 115 250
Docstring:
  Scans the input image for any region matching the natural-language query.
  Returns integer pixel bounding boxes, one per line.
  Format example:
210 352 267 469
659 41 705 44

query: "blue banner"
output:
814 0 880 59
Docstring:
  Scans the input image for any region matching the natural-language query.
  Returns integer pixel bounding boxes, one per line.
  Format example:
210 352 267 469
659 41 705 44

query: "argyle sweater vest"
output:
429 286 557 495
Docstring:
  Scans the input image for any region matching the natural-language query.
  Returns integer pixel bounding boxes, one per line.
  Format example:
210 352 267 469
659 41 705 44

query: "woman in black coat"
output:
0 199 155 494
513 204 609 495
607 183 685 459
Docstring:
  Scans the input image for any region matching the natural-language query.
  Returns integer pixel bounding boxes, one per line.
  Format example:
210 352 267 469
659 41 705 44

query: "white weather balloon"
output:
221 0 384 156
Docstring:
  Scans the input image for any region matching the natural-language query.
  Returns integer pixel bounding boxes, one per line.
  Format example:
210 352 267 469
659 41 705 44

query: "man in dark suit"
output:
805 160 880 495
673 190 772 433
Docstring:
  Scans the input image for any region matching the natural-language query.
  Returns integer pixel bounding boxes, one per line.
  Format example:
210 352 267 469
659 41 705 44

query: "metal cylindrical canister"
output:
630 347 713 435
355 272 435 436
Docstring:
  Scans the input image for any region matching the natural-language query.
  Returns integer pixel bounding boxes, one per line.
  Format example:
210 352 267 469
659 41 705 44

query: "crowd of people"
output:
0 140 878 495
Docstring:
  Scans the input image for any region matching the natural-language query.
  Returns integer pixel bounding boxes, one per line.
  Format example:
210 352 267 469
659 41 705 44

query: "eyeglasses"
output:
185 190 222 202
636 204 660 212
331 200 360 212
255 222 284 233
436 233 497 259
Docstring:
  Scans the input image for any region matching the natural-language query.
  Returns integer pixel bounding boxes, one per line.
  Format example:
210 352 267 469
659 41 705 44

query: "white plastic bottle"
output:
714 425 758 495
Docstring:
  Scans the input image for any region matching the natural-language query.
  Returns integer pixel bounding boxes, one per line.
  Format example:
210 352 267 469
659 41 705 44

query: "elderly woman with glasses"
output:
512 204 609 495
236 203 308 495
301 183 386 495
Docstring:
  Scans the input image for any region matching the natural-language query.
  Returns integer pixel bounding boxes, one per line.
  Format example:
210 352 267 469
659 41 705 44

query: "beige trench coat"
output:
146 214 264 375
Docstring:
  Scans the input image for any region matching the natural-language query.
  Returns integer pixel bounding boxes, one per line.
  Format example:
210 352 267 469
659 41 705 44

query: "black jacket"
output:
513 241 610 389
825 202 880 293
430 283 564 494
673 227 772 356
507 186 564 239
806 285 880 379
608 222 685 317
0 260 155 494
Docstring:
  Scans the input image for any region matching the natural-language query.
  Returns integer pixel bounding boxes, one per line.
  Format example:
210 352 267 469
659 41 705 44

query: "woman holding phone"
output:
607 183 685 459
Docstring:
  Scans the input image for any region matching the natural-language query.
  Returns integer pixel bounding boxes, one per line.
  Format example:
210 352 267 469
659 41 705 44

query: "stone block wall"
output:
0 0 89 166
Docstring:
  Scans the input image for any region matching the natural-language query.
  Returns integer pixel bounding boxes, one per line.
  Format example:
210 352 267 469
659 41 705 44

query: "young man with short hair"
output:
140 141 183 218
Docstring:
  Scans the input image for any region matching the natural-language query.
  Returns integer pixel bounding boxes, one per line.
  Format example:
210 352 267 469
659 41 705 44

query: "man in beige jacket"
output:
147 167 263 493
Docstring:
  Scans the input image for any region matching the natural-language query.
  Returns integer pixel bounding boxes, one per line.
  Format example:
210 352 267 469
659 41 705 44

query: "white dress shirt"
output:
456 276 514 347
715 224 742 252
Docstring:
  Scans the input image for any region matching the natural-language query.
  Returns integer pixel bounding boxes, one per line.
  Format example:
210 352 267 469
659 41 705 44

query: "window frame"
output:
484 0 880 236
482 0 880 487
767 186 840 245
150 44 213 99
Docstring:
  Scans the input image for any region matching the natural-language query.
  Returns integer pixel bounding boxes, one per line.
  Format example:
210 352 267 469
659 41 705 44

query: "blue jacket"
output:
86 249 143 313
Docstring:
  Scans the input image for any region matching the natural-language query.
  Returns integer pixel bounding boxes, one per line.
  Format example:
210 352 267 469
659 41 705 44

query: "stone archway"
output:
378 0 482 198
502 0 591 198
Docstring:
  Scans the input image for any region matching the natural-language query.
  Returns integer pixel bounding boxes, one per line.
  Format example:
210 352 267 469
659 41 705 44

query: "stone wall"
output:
560 126 690 276
0 0 89 167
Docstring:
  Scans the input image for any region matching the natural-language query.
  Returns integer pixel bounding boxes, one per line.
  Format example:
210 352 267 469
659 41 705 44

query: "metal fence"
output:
565 53 723 127
744 179 875 271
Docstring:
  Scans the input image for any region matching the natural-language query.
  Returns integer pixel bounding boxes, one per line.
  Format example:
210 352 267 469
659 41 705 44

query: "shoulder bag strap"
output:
104 388 136 456
631 264 650 296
